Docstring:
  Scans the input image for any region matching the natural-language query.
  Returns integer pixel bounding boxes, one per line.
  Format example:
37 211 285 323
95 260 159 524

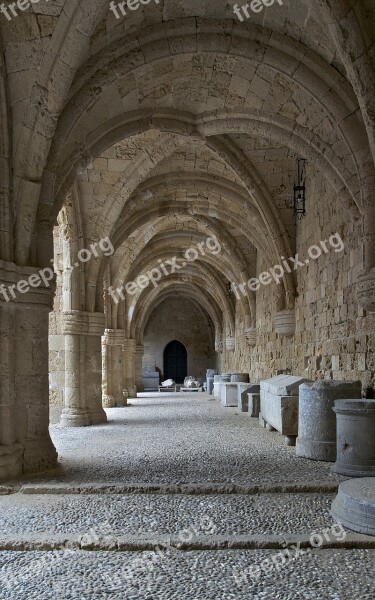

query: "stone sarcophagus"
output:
260 375 311 445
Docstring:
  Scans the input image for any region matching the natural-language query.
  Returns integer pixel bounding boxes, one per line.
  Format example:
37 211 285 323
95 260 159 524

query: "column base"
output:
88 406 108 425
102 395 116 408
22 436 58 475
127 386 137 399
0 443 23 481
60 408 92 427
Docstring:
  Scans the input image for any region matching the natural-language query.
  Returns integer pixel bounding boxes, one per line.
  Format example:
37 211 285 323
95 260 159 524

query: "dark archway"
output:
163 340 187 383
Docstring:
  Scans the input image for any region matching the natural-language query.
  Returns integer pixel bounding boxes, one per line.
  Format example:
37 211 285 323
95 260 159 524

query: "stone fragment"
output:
296 380 362 462
220 383 238 407
331 478 375 536
333 400 375 476
260 375 311 445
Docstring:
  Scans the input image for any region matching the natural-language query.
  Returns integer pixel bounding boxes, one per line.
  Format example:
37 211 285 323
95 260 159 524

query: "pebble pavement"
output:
0 393 373 599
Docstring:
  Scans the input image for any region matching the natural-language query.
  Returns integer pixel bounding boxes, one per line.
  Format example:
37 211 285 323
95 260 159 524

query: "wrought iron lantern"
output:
293 158 307 219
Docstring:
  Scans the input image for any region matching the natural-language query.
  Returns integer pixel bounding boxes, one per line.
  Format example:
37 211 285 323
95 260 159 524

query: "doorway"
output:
163 340 188 383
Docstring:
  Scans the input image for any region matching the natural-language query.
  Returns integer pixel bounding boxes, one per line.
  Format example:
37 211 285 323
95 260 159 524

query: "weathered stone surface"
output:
297 380 362 462
220 383 238 407
333 400 375 477
331 478 375 536
237 383 260 413
248 393 261 418
260 376 311 444
231 373 249 383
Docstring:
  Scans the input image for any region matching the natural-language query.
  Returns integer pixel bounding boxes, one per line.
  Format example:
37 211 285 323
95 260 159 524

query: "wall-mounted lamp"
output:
293 158 307 220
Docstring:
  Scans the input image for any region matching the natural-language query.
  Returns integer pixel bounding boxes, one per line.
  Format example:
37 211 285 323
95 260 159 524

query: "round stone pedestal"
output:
333 400 375 476
331 478 375 536
296 381 362 462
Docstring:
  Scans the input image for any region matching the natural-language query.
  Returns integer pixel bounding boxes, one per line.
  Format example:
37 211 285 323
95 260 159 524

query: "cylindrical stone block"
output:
296 381 362 462
231 373 249 383
331 478 375 536
333 400 375 477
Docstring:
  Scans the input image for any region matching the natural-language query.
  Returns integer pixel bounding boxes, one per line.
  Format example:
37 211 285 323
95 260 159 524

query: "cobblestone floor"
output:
37 393 341 486
1 393 374 599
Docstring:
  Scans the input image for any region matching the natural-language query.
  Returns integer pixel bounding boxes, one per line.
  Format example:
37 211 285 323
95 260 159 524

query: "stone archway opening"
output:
163 340 188 384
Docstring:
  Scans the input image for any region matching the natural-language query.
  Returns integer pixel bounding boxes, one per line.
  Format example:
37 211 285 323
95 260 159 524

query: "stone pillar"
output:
102 329 125 407
123 339 137 399
135 344 145 392
61 311 107 427
0 260 58 480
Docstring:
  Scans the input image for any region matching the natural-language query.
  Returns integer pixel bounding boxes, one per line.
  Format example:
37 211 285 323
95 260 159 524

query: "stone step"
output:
1 548 375 599
0 480 341 496
0 491 345 541
0 531 375 552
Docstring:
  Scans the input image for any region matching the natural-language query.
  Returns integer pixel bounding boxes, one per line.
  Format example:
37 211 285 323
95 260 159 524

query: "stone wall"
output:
143 297 216 380
219 171 374 393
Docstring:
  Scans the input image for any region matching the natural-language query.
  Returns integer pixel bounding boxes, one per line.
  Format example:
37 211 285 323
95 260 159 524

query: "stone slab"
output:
260 375 310 396
220 383 239 407
260 391 299 436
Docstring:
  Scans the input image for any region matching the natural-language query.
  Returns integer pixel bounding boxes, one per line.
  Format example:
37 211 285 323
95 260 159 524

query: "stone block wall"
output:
219 172 374 393
143 297 216 380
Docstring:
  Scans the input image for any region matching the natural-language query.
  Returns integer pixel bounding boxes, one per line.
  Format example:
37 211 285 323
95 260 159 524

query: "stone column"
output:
123 339 137 399
135 344 145 392
357 204 375 312
0 260 58 480
61 311 107 427
102 329 125 407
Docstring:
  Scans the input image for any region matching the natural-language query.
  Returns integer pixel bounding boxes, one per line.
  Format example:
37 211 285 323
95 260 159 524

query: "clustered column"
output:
102 329 126 407
135 344 145 392
61 311 107 426
123 339 137 399
0 260 58 479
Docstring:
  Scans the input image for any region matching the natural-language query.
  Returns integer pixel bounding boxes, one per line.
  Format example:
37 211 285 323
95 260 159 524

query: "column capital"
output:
62 311 105 336
0 260 55 309
122 338 136 352
102 329 125 346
